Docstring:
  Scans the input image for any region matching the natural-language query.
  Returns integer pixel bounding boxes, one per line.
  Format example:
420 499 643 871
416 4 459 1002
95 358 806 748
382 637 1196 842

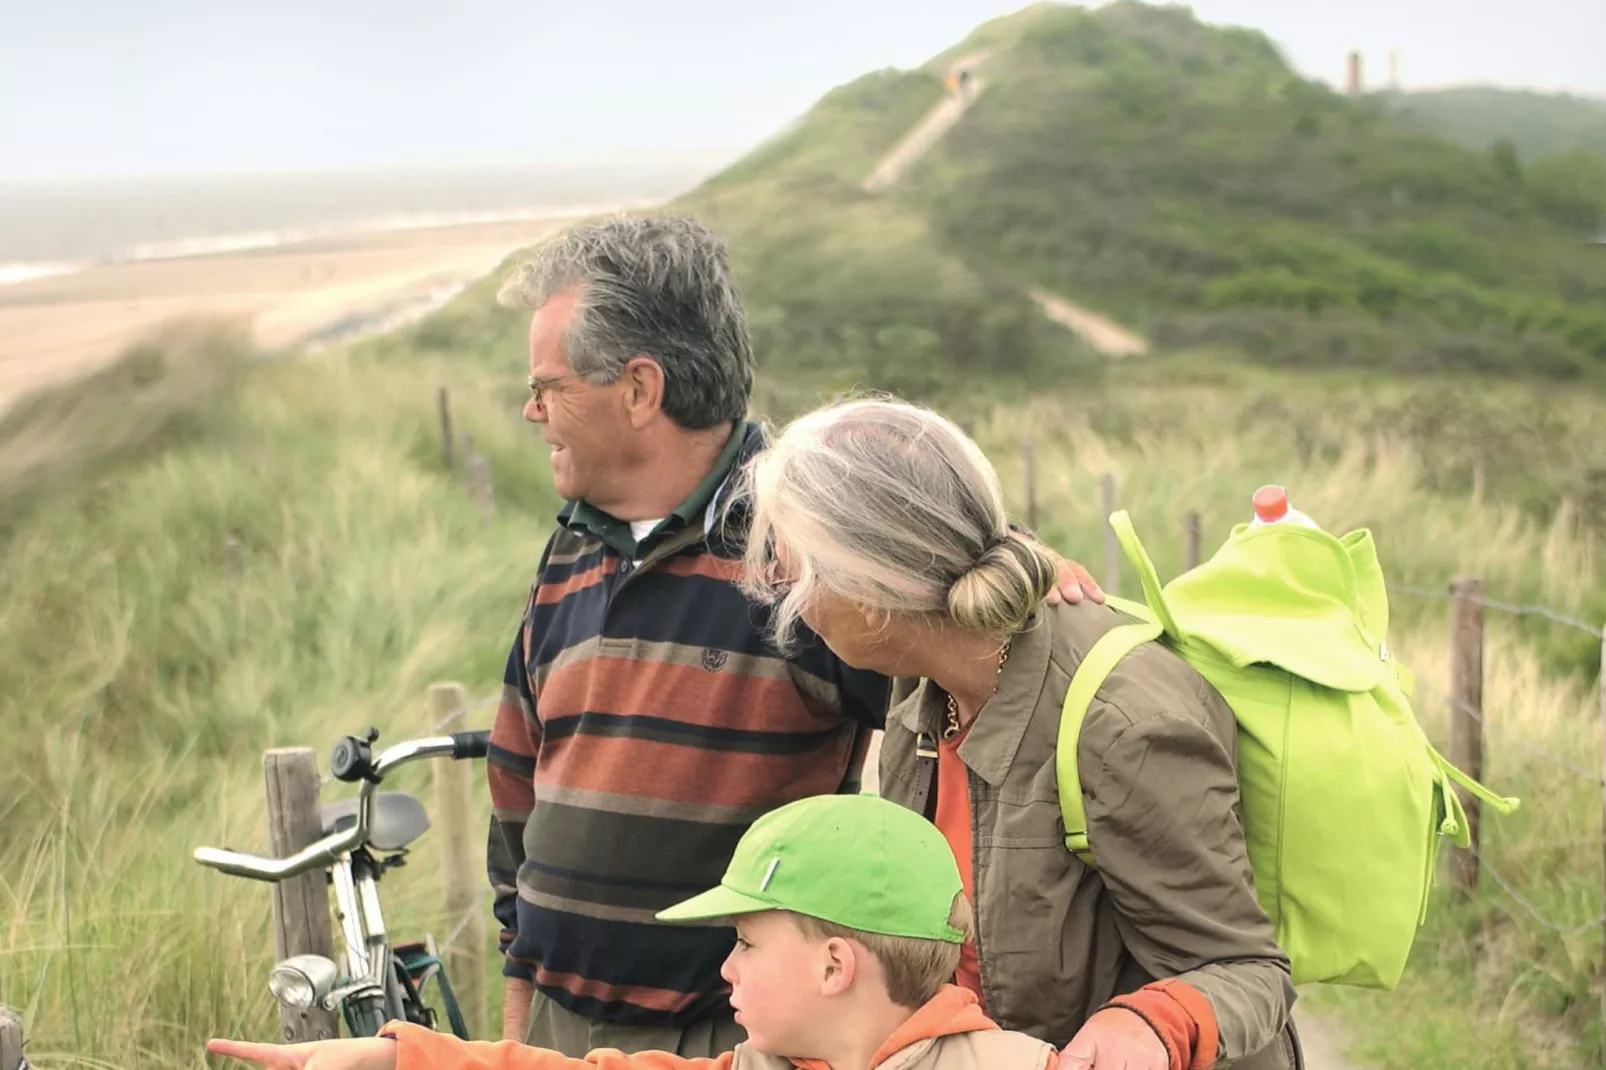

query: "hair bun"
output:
946 531 1058 634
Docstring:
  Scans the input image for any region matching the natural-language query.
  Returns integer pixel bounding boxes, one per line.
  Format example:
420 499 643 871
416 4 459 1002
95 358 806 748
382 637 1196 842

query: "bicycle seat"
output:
319 791 432 851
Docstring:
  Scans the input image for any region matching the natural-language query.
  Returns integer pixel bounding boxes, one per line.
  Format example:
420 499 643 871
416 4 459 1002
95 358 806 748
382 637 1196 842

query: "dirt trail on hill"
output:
859 56 1149 358
861 52 992 193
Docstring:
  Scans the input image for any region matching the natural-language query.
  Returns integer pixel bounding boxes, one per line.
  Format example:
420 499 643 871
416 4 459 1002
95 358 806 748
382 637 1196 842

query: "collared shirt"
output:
565 420 748 560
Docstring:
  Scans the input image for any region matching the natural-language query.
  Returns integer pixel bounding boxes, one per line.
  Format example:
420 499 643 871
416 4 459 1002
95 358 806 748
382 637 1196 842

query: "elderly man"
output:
486 215 1100 1057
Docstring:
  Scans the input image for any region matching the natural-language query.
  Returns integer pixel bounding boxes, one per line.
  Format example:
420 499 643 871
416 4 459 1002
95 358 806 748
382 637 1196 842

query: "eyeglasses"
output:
526 372 585 407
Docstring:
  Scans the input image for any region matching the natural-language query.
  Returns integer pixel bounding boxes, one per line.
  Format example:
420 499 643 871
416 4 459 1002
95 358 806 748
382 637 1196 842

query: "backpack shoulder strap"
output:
1057 618 1165 866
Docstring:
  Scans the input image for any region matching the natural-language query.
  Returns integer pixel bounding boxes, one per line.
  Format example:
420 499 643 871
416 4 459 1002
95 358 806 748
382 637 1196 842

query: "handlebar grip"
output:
451 730 491 760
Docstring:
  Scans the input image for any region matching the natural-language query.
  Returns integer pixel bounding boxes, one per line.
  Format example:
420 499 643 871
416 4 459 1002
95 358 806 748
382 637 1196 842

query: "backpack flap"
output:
1150 518 1390 694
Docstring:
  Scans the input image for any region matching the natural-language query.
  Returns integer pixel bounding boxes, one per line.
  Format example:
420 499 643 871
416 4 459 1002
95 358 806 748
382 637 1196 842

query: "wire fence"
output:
432 693 501 734
1386 581 1605 639
1463 840 1606 937
1385 580 1606 941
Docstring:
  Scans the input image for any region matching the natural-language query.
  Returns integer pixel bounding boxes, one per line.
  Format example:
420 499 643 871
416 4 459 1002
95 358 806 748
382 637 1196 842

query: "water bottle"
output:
1249 485 1320 530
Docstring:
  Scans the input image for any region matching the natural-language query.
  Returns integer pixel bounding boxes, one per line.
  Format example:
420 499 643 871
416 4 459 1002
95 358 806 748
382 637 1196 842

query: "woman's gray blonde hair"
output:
739 398 1058 649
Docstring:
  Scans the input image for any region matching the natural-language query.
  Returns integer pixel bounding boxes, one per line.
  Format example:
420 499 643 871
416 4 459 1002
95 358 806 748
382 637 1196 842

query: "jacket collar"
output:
887 608 1058 788
788 985 999 1070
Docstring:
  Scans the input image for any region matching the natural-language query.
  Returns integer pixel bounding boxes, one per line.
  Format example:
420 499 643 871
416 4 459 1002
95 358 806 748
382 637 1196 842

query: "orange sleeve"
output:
381 1022 735 1070
1102 979 1220 1070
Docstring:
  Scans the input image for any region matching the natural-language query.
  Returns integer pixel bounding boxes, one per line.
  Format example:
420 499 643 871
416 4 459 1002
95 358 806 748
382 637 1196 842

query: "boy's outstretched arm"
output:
206 1037 395 1070
206 1024 735 1070
382 1022 732 1070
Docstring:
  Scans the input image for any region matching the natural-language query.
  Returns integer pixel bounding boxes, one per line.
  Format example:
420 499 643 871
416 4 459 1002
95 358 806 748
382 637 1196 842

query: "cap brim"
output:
655 884 776 924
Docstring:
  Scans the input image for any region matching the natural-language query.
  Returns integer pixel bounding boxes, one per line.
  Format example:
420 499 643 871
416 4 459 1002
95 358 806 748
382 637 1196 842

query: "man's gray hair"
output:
498 215 754 429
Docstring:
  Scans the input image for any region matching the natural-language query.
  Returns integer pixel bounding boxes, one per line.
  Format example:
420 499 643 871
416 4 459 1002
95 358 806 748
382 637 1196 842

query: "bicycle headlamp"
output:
268 954 339 1010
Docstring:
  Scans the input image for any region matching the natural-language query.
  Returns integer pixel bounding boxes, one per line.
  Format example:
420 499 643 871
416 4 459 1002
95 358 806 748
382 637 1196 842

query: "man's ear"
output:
819 936 859 998
621 356 666 429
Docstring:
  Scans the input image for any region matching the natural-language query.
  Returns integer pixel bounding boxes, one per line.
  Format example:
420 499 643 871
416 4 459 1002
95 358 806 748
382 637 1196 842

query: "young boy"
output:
206 793 1059 1070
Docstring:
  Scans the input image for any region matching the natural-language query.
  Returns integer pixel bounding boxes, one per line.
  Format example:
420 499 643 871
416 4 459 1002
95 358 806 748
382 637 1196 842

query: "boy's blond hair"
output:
790 893 974 1007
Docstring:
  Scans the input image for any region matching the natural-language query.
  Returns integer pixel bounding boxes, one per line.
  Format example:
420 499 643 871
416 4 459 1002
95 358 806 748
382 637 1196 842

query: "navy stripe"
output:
534 989 733 1031
541 712 846 753
520 857 713 894
515 907 735 982
487 742 535 778
527 574 785 671
511 904 736 1023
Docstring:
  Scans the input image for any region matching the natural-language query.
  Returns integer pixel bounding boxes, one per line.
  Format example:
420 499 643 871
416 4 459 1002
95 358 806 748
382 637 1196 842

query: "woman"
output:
738 398 1298 1070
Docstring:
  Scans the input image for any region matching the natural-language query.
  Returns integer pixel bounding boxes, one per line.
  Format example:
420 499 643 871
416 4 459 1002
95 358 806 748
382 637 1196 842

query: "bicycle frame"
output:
195 730 488 1038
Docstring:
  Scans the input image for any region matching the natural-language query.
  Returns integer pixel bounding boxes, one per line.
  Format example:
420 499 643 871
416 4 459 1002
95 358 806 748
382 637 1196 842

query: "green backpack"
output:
1057 509 1519 990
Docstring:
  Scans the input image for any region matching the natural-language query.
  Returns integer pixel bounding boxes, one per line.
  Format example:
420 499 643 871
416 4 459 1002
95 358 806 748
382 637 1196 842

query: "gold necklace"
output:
943 640 1012 740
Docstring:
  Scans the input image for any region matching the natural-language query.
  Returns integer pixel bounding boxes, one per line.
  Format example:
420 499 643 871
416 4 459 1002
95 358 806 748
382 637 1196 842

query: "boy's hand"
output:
207 1037 398 1070
1046 555 1105 607
1057 1007 1169 1070
504 976 535 1041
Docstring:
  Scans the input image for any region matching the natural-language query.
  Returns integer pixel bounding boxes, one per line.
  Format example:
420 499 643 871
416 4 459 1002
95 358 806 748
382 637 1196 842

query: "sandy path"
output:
861 53 992 193
1294 1007 1369 1070
853 52 1148 359
1029 288 1148 357
0 216 580 407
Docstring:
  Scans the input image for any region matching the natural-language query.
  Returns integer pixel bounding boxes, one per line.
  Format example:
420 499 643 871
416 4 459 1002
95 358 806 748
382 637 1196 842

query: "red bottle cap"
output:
1253 485 1289 523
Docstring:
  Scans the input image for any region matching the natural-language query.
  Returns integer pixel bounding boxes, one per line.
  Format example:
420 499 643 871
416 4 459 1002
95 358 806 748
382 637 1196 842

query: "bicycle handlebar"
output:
193 730 492 882
451 730 490 761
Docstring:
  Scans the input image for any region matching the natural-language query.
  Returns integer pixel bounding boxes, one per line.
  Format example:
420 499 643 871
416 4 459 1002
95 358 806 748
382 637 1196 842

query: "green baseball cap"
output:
656 793 966 943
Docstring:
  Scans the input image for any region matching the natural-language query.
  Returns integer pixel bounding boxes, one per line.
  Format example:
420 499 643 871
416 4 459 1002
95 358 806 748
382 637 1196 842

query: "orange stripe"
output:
538 733 853 809
541 657 831 731
526 963 720 1014
655 554 744 582
487 764 533 810
535 561 610 606
491 701 539 754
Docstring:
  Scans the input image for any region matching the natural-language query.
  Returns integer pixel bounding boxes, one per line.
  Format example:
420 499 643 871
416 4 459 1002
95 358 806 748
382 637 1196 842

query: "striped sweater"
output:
487 423 891 1028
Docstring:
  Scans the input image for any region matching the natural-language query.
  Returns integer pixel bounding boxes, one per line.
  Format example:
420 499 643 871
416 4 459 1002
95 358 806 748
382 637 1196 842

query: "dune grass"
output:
0 327 1603 1068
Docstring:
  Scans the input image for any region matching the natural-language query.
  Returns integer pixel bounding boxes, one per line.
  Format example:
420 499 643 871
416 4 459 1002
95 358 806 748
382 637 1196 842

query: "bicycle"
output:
194 726 491 1039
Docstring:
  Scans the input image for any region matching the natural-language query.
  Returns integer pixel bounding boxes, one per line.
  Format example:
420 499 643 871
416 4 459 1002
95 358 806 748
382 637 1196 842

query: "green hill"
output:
395 2 1606 400
892 5 1606 376
1383 86 1606 160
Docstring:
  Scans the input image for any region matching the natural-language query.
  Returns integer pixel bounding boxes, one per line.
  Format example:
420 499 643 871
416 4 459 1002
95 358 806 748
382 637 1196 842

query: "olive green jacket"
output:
879 601 1300 1069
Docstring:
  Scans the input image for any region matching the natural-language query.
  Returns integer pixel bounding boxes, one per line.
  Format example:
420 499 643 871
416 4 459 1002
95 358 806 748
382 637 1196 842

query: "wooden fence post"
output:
437 386 455 473
1100 474 1119 596
1183 511 1202 572
1 1006 23 1070
470 455 495 524
1449 577 1485 895
1022 441 1038 532
427 683 486 1040
1597 626 1606 1035
265 748 340 1042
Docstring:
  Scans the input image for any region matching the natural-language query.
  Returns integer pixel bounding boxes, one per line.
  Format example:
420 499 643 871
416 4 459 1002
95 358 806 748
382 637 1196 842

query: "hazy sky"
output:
3 0 1601 181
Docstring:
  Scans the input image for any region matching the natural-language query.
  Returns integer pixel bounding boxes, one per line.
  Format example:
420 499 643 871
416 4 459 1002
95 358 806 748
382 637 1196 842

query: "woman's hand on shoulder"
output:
1056 1007 1171 1070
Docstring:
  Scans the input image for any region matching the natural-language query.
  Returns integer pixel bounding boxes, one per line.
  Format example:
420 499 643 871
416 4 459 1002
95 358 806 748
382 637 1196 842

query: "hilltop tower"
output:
1346 50 1363 96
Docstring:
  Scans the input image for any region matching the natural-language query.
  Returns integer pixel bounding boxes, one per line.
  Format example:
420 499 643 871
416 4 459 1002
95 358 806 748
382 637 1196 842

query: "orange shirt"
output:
933 728 983 1008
